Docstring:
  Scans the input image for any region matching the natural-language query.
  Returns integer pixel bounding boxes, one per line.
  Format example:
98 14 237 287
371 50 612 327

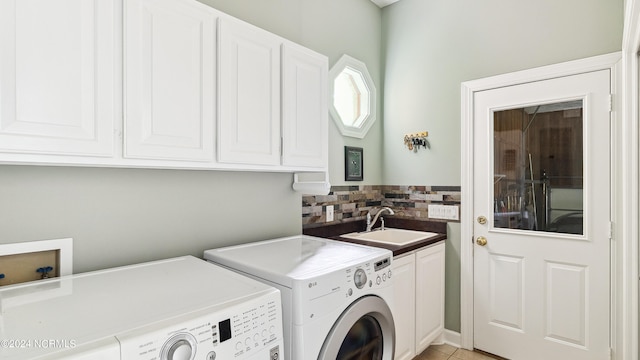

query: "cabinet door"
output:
218 17 281 166
281 43 327 169
392 253 416 360
125 0 216 161
415 242 446 353
0 0 115 156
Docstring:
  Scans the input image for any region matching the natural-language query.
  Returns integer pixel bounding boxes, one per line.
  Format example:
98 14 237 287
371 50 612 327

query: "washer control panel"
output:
118 291 283 360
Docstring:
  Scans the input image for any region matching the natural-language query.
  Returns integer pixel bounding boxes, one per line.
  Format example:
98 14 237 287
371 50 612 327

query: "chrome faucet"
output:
366 207 395 231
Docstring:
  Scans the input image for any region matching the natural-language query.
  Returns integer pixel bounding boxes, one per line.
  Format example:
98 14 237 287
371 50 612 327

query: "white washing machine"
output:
204 235 395 360
0 256 284 360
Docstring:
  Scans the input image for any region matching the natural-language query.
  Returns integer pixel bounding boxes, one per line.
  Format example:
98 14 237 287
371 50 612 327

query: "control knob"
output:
161 333 197 360
354 268 367 289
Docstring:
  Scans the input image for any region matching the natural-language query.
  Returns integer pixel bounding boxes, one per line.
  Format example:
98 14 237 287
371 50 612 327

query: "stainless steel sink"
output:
340 228 440 246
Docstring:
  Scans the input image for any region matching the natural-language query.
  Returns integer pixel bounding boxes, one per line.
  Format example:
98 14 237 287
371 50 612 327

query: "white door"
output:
218 17 281 166
473 70 611 359
0 0 115 156
124 0 216 161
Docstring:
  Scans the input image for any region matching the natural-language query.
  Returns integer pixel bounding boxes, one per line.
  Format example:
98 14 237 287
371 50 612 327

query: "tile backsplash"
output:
302 185 461 228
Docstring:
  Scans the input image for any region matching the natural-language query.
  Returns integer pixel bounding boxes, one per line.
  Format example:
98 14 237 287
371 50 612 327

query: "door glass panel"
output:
337 315 383 360
493 100 583 234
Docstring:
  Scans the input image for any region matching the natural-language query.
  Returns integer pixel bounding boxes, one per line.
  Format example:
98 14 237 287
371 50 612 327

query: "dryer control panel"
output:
297 254 393 321
346 256 393 291
118 290 283 360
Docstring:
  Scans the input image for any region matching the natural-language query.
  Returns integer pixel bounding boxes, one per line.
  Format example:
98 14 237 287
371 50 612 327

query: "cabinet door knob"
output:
476 236 488 246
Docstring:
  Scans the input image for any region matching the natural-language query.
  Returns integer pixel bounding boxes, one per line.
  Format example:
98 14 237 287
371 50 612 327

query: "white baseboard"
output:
428 329 462 349
442 329 462 348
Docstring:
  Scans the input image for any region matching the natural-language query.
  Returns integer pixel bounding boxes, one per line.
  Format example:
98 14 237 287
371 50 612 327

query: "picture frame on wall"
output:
344 146 363 181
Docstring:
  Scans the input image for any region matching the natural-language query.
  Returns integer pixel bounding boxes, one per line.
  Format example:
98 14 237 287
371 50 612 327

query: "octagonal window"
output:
329 55 376 138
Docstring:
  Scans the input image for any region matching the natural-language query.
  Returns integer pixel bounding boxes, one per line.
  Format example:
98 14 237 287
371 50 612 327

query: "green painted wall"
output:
381 0 623 332
0 0 383 273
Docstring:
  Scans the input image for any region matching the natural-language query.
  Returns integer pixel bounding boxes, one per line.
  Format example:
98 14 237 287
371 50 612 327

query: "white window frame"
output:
329 54 377 139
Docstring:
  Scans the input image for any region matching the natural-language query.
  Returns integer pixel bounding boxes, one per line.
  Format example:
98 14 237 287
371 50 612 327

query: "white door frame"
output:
620 1 640 358
460 51 638 359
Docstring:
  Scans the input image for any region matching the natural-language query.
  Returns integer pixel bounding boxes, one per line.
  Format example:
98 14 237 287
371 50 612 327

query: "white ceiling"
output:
370 0 400 8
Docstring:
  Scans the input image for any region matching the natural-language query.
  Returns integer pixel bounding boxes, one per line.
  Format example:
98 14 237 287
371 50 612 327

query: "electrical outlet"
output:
326 205 334 222
428 204 459 220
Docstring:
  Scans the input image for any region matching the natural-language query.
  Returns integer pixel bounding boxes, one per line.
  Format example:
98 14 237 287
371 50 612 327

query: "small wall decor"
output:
344 146 363 181
404 131 429 152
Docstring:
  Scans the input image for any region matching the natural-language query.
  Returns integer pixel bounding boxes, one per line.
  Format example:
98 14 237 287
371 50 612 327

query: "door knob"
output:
476 236 488 246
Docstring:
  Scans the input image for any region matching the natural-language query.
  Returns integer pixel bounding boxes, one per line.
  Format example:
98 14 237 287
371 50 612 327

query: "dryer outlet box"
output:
0 238 73 287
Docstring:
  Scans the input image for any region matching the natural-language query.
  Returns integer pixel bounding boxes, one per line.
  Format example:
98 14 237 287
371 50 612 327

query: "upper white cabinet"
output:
0 0 327 173
281 43 328 169
217 17 281 166
125 0 216 161
217 18 328 170
0 0 116 157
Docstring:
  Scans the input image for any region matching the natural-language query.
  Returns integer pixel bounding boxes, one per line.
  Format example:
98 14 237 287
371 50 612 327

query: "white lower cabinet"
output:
393 241 446 360
393 252 417 360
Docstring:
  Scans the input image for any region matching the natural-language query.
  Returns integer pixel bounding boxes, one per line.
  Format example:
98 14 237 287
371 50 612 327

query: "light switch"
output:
428 204 459 220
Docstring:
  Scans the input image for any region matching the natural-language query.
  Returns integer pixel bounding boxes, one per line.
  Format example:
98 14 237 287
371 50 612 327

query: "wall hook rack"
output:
404 131 429 152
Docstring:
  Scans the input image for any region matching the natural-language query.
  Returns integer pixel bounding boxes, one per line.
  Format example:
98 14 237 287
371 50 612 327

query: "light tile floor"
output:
415 344 506 360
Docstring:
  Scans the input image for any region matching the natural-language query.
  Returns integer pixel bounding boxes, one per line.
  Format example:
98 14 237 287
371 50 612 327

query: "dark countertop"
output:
303 218 447 257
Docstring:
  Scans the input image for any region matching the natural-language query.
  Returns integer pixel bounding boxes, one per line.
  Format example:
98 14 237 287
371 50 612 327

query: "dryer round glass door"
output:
317 295 395 360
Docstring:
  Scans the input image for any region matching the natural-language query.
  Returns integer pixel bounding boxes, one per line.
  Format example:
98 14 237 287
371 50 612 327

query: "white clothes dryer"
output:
0 256 284 360
204 235 395 360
